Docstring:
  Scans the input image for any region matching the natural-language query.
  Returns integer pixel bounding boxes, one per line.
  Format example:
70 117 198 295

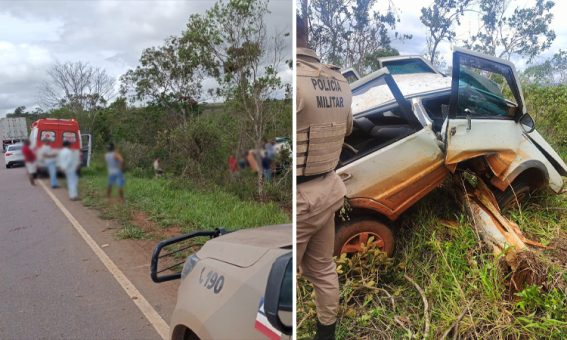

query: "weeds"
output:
297 186 567 339
79 165 290 240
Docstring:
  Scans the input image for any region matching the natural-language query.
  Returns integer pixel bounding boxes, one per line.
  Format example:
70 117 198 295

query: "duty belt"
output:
297 171 331 184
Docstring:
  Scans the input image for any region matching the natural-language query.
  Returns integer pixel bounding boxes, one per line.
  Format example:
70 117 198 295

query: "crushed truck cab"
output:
334 47 567 256
151 224 292 340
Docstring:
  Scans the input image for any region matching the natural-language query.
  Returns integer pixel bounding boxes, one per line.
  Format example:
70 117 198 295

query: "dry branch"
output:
404 274 430 338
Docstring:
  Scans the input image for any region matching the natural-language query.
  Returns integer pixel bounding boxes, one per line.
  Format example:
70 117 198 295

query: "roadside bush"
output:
524 84 567 154
119 141 153 174
156 116 229 181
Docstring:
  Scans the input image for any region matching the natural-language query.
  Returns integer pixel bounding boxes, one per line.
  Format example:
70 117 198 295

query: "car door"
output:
337 69 448 220
443 47 526 167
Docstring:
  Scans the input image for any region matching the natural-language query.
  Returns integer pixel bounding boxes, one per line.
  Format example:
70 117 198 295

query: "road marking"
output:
39 180 169 339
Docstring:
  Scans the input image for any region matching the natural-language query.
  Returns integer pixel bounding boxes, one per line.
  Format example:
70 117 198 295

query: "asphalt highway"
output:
0 159 163 339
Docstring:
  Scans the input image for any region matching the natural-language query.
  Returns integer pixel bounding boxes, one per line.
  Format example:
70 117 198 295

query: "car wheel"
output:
334 218 394 257
493 179 532 211
6 163 10 169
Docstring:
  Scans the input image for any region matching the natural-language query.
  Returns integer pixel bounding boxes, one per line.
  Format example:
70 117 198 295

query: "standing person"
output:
57 141 80 200
261 151 272 182
295 14 353 340
246 149 259 173
37 138 59 188
105 143 125 201
264 138 275 160
228 154 238 174
153 158 164 178
21 139 37 186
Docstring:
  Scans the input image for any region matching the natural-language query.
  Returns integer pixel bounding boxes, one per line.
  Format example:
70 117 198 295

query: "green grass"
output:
79 165 290 239
298 185 567 339
116 223 146 240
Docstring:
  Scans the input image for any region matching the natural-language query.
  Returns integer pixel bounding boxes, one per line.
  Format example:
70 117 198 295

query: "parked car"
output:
334 47 567 256
4 143 24 168
151 224 292 340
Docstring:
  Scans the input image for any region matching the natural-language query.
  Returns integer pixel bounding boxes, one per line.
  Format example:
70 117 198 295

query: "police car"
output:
151 224 292 340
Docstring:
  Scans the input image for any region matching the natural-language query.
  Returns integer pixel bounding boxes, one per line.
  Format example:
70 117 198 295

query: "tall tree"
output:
120 36 205 123
307 0 409 74
420 0 472 66
464 0 555 62
40 61 114 111
522 50 567 85
39 61 115 132
182 0 288 198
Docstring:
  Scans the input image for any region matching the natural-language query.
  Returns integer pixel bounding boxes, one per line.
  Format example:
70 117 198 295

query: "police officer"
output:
296 14 353 340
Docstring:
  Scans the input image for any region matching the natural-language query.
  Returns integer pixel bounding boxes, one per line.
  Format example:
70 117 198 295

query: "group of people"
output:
20 139 126 202
228 139 278 182
21 138 81 200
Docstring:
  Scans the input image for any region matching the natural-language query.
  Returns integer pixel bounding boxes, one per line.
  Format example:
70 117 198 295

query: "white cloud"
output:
0 0 292 116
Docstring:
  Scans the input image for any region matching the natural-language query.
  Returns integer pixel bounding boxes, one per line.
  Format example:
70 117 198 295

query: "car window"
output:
7 145 22 151
454 53 520 119
41 130 56 142
382 59 436 75
63 132 77 143
342 70 360 83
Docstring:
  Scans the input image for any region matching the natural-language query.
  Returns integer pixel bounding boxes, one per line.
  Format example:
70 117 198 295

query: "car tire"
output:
5 164 9 169
493 179 532 211
334 218 394 257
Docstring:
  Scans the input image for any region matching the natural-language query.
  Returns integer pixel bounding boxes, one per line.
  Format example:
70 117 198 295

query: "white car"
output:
334 47 567 256
4 143 24 168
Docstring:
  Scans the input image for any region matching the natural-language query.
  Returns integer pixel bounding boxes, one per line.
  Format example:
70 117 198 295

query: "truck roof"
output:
31 118 79 128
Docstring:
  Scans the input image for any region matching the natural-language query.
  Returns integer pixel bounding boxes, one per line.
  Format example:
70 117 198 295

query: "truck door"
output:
80 134 92 167
443 48 526 167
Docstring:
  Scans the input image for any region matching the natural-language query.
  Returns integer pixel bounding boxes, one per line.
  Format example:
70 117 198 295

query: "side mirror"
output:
264 252 292 335
150 228 226 283
519 113 535 133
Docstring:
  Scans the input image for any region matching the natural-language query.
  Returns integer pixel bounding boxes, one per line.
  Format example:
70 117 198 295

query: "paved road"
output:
0 159 162 339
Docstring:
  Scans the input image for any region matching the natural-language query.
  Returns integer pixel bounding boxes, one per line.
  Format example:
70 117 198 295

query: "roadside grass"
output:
78 165 290 240
297 185 567 339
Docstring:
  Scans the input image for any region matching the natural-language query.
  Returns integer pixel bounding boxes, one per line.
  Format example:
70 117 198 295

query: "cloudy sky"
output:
2 0 566 117
380 0 567 70
0 0 292 116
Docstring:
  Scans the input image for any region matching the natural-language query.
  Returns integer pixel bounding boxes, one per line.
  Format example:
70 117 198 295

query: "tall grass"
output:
79 165 289 238
298 187 567 339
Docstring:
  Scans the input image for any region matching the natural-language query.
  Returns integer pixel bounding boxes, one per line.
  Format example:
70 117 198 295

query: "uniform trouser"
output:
65 169 78 199
297 201 341 326
46 160 58 187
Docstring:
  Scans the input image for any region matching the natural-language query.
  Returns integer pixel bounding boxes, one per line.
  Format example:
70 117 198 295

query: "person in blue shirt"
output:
105 143 125 201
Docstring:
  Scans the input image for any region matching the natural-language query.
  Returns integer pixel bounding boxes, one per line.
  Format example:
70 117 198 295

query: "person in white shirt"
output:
57 141 80 200
37 138 59 188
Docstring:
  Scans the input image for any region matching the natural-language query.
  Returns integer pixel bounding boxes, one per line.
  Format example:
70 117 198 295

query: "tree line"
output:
9 0 291 203
301 0 559 75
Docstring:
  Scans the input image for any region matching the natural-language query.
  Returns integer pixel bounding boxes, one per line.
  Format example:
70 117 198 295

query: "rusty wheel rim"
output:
340 231 385 254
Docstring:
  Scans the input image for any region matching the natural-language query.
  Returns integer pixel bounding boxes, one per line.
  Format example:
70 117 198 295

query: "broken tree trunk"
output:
455 174 548 291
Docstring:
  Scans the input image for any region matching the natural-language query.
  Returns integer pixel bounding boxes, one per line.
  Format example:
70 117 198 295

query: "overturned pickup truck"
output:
335 47 567 256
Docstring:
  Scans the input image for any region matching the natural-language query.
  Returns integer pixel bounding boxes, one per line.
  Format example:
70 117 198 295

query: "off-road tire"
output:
493 179 532 211
334 218 394 257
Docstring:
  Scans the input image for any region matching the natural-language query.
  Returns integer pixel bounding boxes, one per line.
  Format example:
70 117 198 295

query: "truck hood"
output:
528 130 567 176
197 224 292 268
